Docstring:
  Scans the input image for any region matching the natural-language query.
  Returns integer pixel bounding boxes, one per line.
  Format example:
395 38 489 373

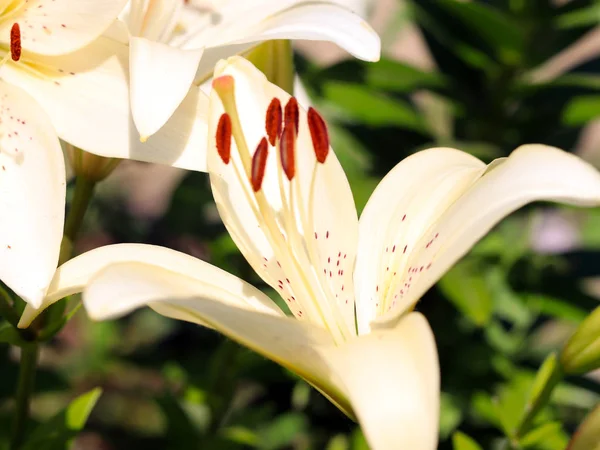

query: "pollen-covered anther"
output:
307 107 329 163
284 97 299 134
216 113 232 164
280 125 296 181
265 98 282 146
10 23 21 62
251 137 269 192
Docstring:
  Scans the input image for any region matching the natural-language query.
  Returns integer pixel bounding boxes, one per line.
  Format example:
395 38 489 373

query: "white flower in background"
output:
18 57 600 448
120 0 380 145
0 80 65 309
0 0 210 171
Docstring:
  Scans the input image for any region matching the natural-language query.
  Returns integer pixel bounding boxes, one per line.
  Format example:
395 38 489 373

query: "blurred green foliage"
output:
3 0 600 448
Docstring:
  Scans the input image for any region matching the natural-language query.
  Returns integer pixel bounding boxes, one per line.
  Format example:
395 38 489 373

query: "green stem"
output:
9 176 97 447
10 345 39 450
64 176 96 243
0 283 20 328
515 363 563 439
207 339 240 434
40 176 97 329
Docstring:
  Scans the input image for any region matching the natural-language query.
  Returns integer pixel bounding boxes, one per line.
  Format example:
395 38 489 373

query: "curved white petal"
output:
183 2 380 67
0 0 128 55
355 148 485 334
208 56 358 337
1 30 210 171
129 37 204 139
81 260 354 415
326 312 439 450
18 243 282 328
0 80 65 308
376 144 600 328
127 0 183 41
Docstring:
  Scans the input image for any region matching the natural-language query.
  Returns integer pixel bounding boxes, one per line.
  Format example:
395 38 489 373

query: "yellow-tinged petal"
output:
18 243 282 328
183 1 379 63
129 37 204 139
354 148 485 334
1 29 210 171
0 0 128 55
208 56 358 335
324 312 439 450
80 260 353 415
0 80 65 308
376 144 600 328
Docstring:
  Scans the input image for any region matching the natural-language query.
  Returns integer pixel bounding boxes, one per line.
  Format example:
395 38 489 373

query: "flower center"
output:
211 75 355 344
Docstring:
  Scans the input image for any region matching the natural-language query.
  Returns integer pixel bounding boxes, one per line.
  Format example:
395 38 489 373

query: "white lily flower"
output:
0 0 210 171
0 80 65 309
120 0 380 143
18 57 600 448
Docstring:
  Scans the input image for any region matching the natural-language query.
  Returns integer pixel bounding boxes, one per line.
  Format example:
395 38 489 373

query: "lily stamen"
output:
284 97 299 134
10 23 20 61
265 98 282 146
307 107 329 163
279 125 295 181
215 113 232 164
251 137 268 192
212 75 252 175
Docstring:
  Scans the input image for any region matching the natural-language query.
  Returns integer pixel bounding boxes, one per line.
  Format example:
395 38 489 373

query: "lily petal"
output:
1 30 210 171
184 1 380 76
354 148 485 334
0 80 65 308
377 144 600 327
128 0 183 41
208 57 358 336
0 0 128 55
18 243 282 328
325 312 439 450
129 37 204 139
81 260 354 415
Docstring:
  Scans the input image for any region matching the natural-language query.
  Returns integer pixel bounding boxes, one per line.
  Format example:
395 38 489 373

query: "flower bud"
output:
65 143 120 182
567 404 600 450
560 305 600 375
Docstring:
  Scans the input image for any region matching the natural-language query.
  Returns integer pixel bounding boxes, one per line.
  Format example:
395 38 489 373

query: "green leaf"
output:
515 354 563 438
440 393 463 439
556 3 600 29
561 306 600 375
527 354 561 415
365 59 446 92
520 422 568 450
452 431 483 450
525 295 588 323
568 404 600 450
155 394 203 446
438 260 494 326
437 0 524 64
257 413 308 450
22 388 102 450
562 96 600 126
0 322 28 346
322 82 428 132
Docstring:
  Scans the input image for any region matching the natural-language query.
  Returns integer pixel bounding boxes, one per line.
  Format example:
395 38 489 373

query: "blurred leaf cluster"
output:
3 0 600 449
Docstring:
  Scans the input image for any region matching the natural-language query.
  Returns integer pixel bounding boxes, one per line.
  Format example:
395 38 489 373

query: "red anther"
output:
265 98 282 146
215 113 232 164
10 23 21 62
251 137 269 192
280 125 296 180
284 97 299 134
307 107 329 163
